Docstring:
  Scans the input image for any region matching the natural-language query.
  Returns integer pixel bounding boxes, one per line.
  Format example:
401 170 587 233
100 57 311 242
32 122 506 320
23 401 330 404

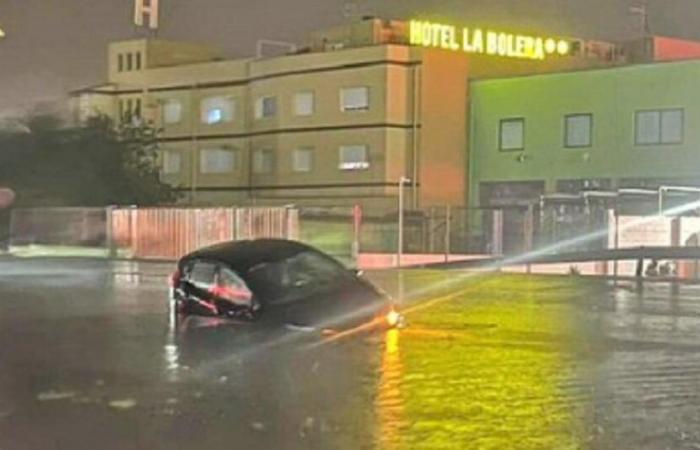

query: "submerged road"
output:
0 258 699 449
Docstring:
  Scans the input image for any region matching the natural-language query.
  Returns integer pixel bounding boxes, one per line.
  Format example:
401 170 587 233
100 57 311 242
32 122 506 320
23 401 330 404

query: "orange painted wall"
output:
418 49 470 207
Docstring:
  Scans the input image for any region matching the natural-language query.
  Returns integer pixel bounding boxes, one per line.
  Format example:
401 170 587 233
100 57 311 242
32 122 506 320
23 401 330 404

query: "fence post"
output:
492 210 503 256
444 205 451 262
612 209 619 278
352 205 362 266
106 206 116 259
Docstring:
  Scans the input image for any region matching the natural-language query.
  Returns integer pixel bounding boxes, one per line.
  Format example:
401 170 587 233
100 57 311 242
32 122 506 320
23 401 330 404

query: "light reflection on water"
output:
370 273 587 450
376 329 406 450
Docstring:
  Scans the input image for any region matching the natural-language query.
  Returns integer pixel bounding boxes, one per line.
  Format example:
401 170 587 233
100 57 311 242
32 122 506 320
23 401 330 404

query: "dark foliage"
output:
0 114 179 207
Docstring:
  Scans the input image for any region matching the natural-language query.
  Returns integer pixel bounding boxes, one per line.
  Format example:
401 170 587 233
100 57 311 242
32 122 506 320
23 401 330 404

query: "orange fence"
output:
112 207 298 260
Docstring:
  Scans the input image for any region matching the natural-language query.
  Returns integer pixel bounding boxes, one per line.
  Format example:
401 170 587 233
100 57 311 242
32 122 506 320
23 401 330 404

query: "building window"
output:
255 96 277 119
134 98 142 118
118 54 124 72
200 148 237 174
635 109 684 145
340 87 370 112
161 150 182 175
253 149 274 174
292 147 314 172
499 118 525 151
294 92 314 116
339 145 369 170
135 52 142 70
162 100 183 124
201 96 235 125
564 114 592 148
126 53 133 71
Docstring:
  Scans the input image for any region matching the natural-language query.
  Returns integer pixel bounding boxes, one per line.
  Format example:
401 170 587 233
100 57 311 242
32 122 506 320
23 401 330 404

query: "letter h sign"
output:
134 0 159 29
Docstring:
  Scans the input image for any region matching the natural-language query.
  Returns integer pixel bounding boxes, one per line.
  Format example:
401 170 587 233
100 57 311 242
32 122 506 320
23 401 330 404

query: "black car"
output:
169 239 401 332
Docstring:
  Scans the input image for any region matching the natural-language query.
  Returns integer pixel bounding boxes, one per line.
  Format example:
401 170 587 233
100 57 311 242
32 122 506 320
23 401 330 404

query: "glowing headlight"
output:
386 310 402 328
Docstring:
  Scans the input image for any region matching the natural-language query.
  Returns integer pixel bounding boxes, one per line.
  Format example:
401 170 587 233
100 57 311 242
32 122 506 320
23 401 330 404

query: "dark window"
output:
126 53 133 71
213 267 252 304
499 118 525 151
186 260 217 290
117 54 124 72
135 52 142 70
635 109 684 145
134 98 142 118
564 114 592 148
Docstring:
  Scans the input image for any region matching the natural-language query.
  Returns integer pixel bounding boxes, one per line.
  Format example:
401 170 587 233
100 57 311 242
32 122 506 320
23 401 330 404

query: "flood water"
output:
0 258 698 449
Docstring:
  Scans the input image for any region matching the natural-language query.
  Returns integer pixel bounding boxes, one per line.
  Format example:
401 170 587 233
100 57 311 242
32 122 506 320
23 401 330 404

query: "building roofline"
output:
470 56 700 85
73 46 421 96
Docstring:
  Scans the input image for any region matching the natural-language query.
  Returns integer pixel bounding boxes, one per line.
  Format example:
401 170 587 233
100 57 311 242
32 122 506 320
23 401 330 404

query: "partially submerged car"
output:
169 239 401 332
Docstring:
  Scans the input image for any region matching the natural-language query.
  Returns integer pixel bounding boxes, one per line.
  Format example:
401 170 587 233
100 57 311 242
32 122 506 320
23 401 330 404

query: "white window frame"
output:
253 148 275 174
293 91 315 116
499 118 525 151
200 96 236 125
200 148 237 174
292 147 314 172
635 108 684 146
255 96 277 119
564 114 592 148
340 86 370 112
162 100 183 125
339 145 370 170
161 150 182 175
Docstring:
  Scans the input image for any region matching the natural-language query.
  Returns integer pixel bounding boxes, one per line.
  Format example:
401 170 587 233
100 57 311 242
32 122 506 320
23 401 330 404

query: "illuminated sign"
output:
134 0 159 29
409 20 571 60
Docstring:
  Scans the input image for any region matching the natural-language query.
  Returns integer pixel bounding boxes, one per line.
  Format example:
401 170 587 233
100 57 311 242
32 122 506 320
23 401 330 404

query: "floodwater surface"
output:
0 258 699 449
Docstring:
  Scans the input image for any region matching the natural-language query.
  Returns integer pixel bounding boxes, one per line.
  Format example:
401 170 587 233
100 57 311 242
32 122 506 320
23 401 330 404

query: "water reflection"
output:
372 274 586 449
376 329 406 450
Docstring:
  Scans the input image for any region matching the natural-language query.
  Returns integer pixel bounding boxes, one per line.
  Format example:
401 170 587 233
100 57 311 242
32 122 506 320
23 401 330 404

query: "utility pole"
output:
630 3 651 37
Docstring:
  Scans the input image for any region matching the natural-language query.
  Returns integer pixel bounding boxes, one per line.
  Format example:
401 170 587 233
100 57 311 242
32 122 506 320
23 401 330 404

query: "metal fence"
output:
112 207 299 260
9 207 108 248
9 206 299 261
355 206 502 256
7 205 505 265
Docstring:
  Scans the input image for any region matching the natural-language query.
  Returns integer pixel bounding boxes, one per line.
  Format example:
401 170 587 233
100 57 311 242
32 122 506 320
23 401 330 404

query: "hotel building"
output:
73 18 623 210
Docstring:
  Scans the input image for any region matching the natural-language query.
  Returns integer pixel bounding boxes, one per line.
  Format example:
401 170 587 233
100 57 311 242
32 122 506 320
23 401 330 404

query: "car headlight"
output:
386 309 403 328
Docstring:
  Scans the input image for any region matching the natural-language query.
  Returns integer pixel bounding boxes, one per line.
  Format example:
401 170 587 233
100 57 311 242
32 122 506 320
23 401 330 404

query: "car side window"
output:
213 266 253 303
287 251 346 284
186 260 217 290
246 251 347 305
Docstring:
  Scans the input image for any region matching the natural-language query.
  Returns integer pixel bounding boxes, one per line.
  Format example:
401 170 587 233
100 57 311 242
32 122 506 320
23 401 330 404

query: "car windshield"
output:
245 250 350 303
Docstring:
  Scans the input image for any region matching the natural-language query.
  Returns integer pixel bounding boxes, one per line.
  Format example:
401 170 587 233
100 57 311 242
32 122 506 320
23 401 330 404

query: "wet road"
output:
0 258 699 449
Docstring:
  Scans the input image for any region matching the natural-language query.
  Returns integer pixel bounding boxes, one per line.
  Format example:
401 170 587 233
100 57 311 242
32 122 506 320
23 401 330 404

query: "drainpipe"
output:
411 64 421 210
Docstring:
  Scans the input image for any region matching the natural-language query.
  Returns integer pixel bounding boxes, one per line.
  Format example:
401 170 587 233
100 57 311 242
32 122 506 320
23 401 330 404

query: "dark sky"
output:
2 0 700 116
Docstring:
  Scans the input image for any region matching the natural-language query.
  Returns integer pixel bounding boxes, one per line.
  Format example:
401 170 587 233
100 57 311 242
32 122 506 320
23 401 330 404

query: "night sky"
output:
1 0 700 116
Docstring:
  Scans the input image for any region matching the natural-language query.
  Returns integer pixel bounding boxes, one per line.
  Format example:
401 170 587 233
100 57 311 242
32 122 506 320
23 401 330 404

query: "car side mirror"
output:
351 268 364 277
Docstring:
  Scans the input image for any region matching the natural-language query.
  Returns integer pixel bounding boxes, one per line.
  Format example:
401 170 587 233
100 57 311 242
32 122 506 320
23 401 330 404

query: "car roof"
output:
179 239 319 273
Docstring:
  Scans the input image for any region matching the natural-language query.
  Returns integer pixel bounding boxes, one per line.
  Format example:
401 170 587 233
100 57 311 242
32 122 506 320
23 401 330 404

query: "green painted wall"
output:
469 59 700 206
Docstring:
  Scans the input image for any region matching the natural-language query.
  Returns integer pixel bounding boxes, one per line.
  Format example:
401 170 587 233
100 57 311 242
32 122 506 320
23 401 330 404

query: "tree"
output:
0 114 180 207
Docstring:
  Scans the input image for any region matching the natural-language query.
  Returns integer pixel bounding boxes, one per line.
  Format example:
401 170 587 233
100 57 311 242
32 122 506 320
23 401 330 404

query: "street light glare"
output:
0 28 5 38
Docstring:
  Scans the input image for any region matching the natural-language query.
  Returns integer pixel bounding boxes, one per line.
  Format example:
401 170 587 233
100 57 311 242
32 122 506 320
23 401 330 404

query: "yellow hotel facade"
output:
73 18 622 209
